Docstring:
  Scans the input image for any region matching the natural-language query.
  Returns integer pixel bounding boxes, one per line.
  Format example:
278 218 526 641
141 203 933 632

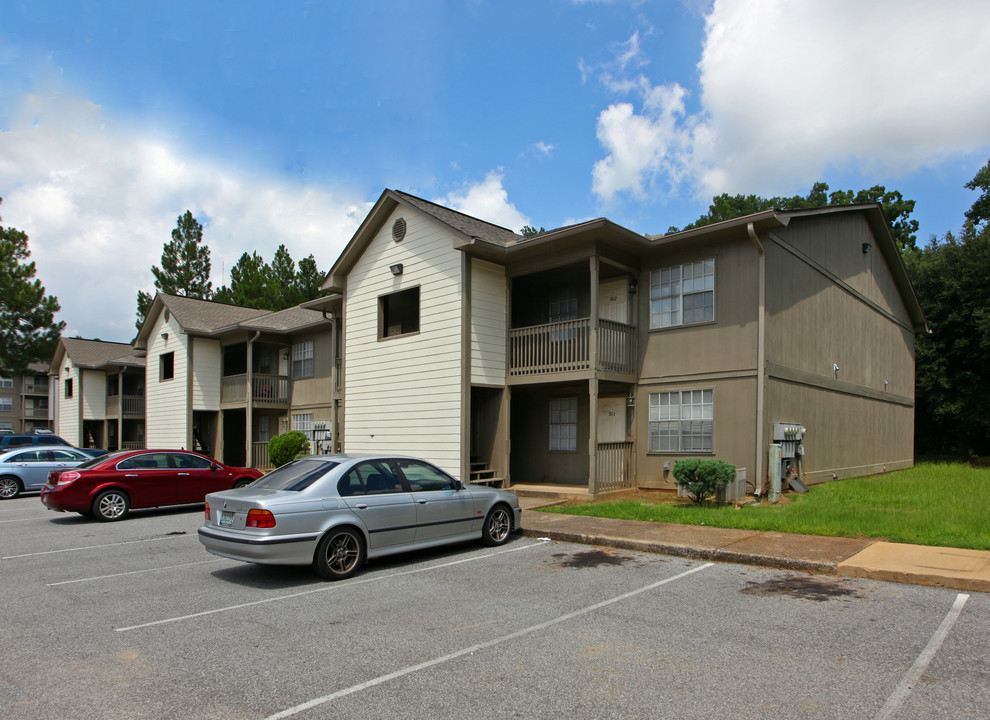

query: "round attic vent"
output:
392 217 407 242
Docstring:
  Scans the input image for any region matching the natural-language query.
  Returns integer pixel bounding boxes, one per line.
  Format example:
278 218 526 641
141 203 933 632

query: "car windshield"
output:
76 451 128 470
251 458 339 492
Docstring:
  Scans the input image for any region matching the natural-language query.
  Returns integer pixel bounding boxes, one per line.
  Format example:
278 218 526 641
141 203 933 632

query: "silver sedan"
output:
198 454 522 580
0 446 95 499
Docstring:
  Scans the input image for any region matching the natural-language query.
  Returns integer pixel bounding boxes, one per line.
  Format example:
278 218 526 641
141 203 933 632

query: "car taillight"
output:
204 502 211 521
56 471 80 485
246 509 276 528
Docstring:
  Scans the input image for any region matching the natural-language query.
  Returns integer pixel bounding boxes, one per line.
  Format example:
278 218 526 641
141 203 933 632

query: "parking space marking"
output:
47 558 225 586
0 516 50 524
874 592 970 720
265 562 715 720
2 533 193 559
115 540 551 632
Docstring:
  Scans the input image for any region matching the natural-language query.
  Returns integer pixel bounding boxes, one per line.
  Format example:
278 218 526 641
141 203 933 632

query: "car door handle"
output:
417 499 428 504
125 473 138 477
178 472 190 476
355 503 368 509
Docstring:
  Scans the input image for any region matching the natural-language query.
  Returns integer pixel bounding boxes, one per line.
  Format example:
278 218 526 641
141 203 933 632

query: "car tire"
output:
0 475 22 500
313 527 365 581
233 478 254 489
93 489 130 521
481 504 512 546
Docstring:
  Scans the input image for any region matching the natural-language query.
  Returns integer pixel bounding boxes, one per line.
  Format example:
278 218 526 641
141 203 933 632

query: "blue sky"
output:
2 0 989 341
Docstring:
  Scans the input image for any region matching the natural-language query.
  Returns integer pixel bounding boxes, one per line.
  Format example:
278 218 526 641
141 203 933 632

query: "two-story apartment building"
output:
0 363 52 434
309 189 926 496
132 293 339 468
50 338 146 451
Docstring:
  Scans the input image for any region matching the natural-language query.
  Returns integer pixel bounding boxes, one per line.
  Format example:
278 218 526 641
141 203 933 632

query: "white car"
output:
198 454 522 580
0 446 95 499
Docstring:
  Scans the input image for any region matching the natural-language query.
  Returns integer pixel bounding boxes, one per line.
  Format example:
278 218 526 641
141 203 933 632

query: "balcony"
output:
106 395 145 418
509 318 636 378
221 373 290 406
24 382 49 395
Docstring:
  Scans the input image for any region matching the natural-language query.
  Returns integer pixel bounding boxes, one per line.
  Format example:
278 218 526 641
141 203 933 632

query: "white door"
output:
597 396 626 443
598 278 628 323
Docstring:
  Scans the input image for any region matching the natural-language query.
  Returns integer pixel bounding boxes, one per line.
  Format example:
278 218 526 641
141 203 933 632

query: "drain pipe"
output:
246 330 260 467
747 222 767 498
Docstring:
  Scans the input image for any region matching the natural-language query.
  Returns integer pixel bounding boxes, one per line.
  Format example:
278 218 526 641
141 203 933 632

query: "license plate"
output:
219 511 235 527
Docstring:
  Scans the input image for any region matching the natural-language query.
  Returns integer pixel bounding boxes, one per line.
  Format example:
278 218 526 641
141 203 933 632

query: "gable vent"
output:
392 218 407 242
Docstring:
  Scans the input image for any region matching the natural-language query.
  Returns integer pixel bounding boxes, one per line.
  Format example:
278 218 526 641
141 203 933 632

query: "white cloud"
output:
0 92 368 340
533 141 556 158
437 171 531 233
591 0 990 202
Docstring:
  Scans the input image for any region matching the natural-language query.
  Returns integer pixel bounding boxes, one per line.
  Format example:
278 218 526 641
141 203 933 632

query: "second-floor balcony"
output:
106 395 145 418
221 373 290 406
509 318 636 378
24 382 49 395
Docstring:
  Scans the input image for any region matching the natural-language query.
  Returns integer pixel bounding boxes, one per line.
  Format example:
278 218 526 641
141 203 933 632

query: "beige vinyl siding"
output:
82 370 107 420
344 206 464 475
145 311 190 449
57 358 79 445
289 329 333 409
192 337 221 411
470 259 507 387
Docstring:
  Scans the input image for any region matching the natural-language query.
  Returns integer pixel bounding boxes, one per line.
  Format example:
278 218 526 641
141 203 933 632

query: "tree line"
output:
134 210 325 329
3 161 990 455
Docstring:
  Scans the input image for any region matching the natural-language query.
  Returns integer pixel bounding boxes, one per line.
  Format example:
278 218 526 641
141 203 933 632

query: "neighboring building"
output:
0 363 52 434
50 339 146 450
132 294 339 468
308 189 926 495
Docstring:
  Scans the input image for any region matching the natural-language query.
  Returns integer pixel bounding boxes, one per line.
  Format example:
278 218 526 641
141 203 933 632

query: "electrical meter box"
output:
772 422 806 460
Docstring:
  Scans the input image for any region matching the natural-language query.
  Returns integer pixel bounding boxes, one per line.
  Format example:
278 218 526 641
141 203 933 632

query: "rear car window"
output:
251 458 339 492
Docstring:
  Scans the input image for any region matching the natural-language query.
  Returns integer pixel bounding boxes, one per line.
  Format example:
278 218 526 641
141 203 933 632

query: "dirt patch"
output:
550 548 636 568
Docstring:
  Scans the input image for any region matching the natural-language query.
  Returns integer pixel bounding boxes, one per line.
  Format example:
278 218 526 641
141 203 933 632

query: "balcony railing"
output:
509 318 636 377
107 395 145 417
595 441 634 493
122 441 145 450
24 383 49 395
221 374 290 405
253 442 272 470
24 407 50 418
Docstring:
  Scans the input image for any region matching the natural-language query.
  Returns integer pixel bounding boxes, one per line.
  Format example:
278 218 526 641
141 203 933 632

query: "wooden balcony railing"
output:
221 374 290 405
106 395 145 417
509 318 636 377
253 442 272 470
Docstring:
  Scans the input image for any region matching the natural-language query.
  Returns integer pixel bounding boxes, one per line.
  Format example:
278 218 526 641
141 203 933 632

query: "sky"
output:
2 0 989 342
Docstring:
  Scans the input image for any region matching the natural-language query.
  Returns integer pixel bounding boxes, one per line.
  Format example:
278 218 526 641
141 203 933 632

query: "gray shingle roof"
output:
393 190 522 246
60 338 145 368
238 305 329 332
160 295 270 333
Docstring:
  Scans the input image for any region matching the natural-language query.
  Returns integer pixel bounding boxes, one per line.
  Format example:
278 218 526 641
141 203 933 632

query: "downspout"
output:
246 330 260 467
747 222 766 497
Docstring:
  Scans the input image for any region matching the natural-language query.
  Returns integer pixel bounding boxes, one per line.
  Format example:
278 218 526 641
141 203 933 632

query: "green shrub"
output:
268 431 311 468
673 458 737 505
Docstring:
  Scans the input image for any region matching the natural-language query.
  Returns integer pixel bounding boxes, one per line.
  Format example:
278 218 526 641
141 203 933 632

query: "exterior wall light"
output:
160 332 168 341
390 263 404 276
862 242 872 254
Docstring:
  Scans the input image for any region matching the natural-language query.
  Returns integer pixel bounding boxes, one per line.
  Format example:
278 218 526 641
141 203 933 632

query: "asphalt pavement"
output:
518 496 990 594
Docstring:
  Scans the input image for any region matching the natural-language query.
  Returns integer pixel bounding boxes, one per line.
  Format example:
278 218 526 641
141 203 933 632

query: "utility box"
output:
716 467 746 502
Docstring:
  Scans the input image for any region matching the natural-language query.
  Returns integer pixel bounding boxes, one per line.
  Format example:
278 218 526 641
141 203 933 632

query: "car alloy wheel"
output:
314 527 364 580
0 476 21 499
481 505 512 546
93 490 130 521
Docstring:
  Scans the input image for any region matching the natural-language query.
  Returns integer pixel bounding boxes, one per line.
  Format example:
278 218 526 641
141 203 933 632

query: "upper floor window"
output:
64 379 73 398
292 341 314 379
650 259 715 329
0 377 12 389
0 397 12 412
107 374 119 396
160 352 175 381
648 389 713 452
379 286 420 339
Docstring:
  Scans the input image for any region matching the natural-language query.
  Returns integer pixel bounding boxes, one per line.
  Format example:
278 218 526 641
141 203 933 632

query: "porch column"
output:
588 378 599 494
246 334 255 467
118 371 124 452
589 256 600 370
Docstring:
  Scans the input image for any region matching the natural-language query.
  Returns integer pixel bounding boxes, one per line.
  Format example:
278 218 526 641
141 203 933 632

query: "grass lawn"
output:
537 463 990 551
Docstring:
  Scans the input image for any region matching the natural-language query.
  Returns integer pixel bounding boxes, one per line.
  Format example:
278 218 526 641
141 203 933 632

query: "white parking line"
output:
2 533 193 559
115 540 551 632
265 562 715 720
0 516 50 524
47 558 225 586
874 592 970 720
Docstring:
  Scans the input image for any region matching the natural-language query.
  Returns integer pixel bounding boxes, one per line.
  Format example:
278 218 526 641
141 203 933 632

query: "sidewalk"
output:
518 497 990 594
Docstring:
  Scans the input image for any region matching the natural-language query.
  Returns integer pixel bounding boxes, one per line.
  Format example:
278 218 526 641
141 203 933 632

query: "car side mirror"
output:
211 463 220 471
453 479 464 491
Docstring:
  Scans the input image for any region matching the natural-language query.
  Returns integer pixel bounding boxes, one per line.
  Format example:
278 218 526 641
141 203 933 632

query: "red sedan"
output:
41 449 264 521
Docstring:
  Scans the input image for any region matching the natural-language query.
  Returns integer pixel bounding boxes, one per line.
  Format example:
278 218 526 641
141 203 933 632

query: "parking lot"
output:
2 495 988 720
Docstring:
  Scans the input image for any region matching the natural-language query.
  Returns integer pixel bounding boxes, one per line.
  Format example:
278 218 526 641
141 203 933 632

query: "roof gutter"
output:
748 221 767 498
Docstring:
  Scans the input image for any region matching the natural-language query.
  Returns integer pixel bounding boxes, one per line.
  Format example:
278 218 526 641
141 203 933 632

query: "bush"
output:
268 431 311 468
673 458 737 505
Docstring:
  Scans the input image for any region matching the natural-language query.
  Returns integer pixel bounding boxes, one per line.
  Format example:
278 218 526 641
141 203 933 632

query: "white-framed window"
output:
0 421 13 432
0 397 12 412
0 377 12 389
549 397 578 452
379 287 420 338
650 259 715 329
292 341 314 378
648 390 713 452
160 351 175 381
257 415 271 443
292 413 314 446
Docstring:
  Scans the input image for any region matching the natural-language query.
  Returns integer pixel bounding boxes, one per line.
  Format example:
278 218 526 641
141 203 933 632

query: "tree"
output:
905 158 990 456
671 182 919 251
213 251 279 309
295 254 324 304
520 225 546 237
135 211 213 329
270 244 298 307
0 198 66 372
